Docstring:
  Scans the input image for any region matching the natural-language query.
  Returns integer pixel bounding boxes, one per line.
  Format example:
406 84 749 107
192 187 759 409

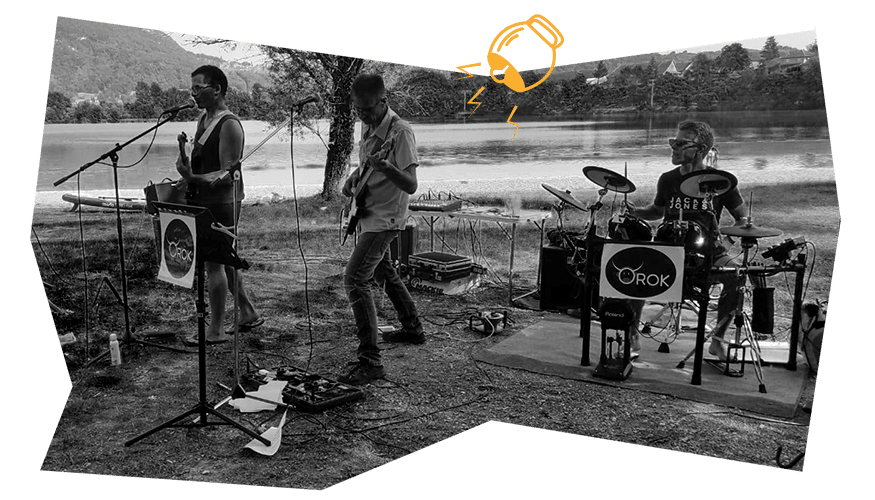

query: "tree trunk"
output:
320 57 364 201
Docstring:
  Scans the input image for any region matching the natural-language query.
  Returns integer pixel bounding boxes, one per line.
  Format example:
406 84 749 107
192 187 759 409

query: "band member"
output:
626 120 746 361
339 73 424 386
177 65 262 345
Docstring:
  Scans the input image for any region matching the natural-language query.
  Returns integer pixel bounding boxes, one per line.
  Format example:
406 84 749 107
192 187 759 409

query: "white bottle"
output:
109 334 122 366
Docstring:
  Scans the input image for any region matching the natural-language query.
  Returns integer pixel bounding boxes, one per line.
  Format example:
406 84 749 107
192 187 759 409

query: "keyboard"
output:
408 199 463 212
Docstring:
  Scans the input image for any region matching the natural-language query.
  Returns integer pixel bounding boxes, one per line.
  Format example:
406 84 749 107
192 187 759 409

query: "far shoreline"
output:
32 177 839 212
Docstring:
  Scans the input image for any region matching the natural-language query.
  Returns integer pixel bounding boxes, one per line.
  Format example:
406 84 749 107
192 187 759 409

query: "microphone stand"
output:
54 110 191 359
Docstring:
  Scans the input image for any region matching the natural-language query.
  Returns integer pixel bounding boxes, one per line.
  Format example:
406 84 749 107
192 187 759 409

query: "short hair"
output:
351 74 386 100
677 120 715 152
192 65 229 97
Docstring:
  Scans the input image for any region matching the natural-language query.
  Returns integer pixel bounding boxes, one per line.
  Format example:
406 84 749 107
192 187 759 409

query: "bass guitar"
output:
177 131 197 200
341 136 396 245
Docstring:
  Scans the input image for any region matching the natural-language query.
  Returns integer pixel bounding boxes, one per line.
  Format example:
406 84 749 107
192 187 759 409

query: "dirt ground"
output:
35 183 833 489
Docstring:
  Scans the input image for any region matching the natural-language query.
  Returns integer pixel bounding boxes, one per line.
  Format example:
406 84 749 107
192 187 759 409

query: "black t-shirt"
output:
654 166 743 230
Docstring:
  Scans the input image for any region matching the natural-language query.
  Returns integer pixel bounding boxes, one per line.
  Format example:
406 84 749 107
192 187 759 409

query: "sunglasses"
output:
669 138 703 150
353 97 387 115
190 84 216 95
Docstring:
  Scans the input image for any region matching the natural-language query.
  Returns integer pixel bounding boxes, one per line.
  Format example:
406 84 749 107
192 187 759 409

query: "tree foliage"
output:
45 91 72 123
715 43 751 73
262 46 371 200
760 36 780 62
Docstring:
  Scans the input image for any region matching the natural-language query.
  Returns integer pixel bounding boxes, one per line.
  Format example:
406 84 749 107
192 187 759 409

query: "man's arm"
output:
369 128 418 194
627 201 665 221
727 200 748 224
370 160 418 194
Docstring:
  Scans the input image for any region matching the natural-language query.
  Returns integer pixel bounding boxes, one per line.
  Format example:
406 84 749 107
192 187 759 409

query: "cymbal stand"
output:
586 188 608 236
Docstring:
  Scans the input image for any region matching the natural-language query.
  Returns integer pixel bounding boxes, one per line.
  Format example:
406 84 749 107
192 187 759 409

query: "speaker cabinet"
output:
539 246 582 310
390 222 417 266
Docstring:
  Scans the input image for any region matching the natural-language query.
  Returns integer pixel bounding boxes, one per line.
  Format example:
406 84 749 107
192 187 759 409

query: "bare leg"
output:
225 266 260 326
205 261 231 342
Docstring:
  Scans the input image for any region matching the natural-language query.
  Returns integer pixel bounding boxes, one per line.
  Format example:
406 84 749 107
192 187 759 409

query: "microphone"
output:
293 95 320 107
161 102 196 115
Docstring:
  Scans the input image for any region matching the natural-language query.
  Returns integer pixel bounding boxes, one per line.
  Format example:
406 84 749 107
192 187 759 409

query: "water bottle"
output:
109 334 122 366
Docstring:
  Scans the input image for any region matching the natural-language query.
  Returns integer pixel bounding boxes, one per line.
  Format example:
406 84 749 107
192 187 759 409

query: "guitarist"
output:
175 65 262 345
338 74 424 386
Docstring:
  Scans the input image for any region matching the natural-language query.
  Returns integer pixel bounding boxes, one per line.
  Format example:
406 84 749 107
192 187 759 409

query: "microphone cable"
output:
287 108 316 372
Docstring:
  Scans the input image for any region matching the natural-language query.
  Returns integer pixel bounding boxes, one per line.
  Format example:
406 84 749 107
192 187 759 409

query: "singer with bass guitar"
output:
338 73 425 386
175 65 262 345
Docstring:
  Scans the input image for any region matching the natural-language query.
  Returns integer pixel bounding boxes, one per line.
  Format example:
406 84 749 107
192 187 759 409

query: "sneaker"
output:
381 328 426 344
337 361 385 386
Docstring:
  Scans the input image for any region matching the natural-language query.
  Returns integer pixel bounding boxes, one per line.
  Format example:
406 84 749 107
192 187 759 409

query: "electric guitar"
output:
341 136 396 245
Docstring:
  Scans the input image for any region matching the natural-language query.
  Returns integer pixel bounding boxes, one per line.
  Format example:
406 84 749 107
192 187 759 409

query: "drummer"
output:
625 120 747 361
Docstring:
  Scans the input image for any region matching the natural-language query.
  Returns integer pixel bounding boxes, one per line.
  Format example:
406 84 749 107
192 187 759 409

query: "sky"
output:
166 28 817 67
660 30 817 54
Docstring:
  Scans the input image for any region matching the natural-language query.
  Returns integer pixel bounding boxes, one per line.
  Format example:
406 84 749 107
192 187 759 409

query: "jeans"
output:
629 251 742 338
344 230 422 365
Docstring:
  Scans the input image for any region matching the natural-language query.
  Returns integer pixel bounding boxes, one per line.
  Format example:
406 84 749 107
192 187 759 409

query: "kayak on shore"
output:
62 193 147 212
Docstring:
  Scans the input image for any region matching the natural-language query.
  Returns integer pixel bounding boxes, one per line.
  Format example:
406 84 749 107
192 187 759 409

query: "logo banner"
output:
600 243 685 303
157 211 197 288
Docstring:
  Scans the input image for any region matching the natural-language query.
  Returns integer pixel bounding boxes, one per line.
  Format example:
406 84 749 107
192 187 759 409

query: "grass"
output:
34 180 837 489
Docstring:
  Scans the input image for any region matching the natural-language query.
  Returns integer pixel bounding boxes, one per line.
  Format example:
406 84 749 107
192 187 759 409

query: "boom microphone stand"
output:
54 108 192 356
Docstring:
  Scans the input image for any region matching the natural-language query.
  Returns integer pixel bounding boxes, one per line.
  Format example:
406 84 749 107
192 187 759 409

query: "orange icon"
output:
487 14 564 93
456 14 565 142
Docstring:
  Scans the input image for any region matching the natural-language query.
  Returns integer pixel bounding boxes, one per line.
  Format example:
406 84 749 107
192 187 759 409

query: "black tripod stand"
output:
126 202 268 446
54 110 191 357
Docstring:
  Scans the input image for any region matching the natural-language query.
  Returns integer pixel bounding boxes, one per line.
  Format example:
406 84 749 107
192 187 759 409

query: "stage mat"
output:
473 312 809 418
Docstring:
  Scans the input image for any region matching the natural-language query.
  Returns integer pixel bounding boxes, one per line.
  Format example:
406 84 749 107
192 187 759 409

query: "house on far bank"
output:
764 51 816 75
656 60 693 77
72 92 99 106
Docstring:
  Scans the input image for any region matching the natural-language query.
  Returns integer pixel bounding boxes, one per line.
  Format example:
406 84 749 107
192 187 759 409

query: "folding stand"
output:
126 203 268 447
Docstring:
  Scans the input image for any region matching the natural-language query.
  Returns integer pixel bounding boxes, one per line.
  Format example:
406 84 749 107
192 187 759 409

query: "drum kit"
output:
542 165 787 391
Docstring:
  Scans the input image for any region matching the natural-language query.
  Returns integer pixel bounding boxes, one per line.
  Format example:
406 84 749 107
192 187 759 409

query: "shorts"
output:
195 201 241 227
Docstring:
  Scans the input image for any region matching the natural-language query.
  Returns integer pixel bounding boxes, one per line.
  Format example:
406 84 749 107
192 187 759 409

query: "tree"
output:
72 101 103 123
688 53 713 85
807 40 819 54
594 61 609 79
760 36 780 62
715 43 752 73
646 57 658 79
45 91 71 123
250 83 271 120
393 69 456 117
262 46 367 201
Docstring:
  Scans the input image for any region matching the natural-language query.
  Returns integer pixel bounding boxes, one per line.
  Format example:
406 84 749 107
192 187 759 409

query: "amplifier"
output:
390 221 417 266
408 199 463 212
539 246 592 311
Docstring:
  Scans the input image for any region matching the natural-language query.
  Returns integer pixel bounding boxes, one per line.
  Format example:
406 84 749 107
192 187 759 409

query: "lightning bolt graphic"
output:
507 105 519 142
467 86 485 116
453 62 481 80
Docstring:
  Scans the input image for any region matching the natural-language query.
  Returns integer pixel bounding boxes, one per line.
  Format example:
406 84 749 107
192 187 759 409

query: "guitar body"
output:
341 137 395 245
177 131 197 201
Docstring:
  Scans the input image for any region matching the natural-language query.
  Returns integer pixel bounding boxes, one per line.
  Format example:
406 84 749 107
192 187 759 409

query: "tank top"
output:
188 113 245 204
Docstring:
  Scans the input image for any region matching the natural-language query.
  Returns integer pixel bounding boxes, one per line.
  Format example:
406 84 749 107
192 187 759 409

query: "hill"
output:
48 17 270 100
